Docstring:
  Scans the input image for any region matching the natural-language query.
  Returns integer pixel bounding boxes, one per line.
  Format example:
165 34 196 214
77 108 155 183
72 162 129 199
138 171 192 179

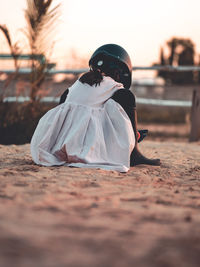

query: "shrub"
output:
0 101 56 144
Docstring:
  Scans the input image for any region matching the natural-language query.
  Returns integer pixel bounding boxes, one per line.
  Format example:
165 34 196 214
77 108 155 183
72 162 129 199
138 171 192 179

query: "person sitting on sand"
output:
31 44 160 172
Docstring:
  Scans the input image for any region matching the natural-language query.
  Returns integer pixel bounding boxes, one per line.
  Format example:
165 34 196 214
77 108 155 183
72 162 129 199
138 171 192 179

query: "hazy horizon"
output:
1 0 200 78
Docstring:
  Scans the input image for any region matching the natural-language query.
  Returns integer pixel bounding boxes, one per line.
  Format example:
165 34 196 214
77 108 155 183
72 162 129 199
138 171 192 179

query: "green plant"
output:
0 25 20 101
0 0 60 102
0 1 61 144
24 0 60 101
0 102 56 144
156 37 196 84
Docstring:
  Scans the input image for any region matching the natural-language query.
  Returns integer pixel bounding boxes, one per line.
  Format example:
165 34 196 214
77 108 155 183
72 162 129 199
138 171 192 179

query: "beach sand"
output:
0 140 200 267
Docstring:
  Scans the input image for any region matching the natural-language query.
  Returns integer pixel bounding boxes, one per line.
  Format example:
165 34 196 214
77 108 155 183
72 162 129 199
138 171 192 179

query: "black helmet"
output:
89 44 132 89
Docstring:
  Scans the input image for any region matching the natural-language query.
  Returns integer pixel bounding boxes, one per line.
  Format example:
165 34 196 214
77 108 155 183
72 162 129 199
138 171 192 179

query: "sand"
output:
0 140 200 267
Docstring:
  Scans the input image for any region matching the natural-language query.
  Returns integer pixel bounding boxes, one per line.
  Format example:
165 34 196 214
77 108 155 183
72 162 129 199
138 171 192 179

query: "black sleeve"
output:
59 88 69 104
111 89 136 109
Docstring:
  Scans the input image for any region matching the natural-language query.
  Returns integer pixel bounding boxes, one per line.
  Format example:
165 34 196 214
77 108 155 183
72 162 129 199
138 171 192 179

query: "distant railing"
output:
2 65 200 74
1 65 199 107
132 65 200 72
0 54 46 65
1 64 199 141
2 96 192 107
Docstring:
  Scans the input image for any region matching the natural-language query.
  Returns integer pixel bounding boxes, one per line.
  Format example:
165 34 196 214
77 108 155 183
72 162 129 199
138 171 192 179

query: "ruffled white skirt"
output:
31 99 135 172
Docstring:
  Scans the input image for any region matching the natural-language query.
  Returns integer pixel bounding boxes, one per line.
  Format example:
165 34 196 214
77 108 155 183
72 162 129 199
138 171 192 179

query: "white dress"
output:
31 76 135 172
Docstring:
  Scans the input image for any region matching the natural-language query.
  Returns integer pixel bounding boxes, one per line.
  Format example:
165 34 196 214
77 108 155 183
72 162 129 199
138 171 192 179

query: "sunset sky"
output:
0 0 200 76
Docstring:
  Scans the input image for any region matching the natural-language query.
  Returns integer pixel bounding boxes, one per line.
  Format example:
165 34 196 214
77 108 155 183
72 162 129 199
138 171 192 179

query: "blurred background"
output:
1 0 200 144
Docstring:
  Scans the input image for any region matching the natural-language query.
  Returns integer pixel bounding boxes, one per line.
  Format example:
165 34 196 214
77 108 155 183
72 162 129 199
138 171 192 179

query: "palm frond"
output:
0 24 20 69
24 0 61 101
25 0 60 55
0 25 12 49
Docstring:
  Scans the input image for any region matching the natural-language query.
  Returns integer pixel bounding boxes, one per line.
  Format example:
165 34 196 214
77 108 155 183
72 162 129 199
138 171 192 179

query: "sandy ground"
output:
0 140 200 267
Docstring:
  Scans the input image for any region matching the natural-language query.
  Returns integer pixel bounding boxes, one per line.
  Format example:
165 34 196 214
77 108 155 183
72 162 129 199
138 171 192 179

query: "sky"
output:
0 0 200 78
